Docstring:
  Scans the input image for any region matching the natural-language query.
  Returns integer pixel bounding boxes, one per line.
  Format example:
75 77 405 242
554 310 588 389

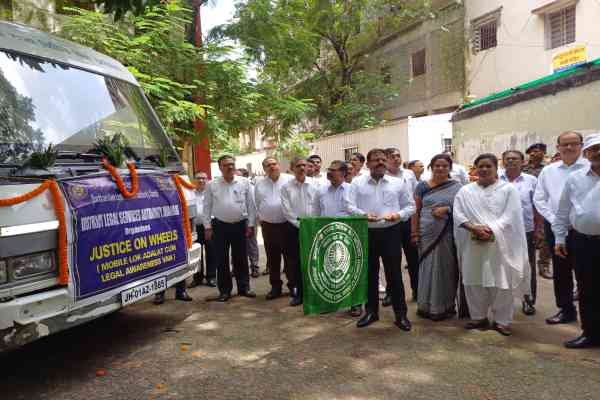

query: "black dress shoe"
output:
175 291 193 302
238 290 257 298
153 292 165 305
357 313 379 328
262 267 270 276
350 305 362 317
564 335 599 349
188 279 202 289
546 310 577 325
382 294 392 307
394 316 412 331
266 289 282 300
216 293 231 302
250 266 260 278
206 278 217 288
522 301 536 316
465 318 490 330
416 309 430 319
289 296 302 306
493 322 512 336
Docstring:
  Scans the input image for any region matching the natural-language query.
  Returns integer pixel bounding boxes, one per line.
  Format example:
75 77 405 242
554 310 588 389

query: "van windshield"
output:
0 50 180 167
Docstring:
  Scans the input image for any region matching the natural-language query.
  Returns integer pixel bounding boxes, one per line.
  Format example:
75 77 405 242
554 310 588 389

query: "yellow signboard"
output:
552 45 588 73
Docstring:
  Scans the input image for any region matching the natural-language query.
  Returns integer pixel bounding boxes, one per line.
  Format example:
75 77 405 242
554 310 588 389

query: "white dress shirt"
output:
552 166 600 244
202 176 256 228
308 174 329 189
499 172 537 233
349 173 416 229
313 182 352 217
533 157 589 224
194 188 205 222
281 178 318 227
254 173 293 224
387 167 418 193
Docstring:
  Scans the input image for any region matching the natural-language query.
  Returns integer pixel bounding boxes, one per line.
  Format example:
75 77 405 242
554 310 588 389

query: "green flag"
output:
300 216 369 315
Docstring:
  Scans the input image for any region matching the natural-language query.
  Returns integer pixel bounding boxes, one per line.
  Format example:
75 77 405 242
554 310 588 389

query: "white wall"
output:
310 120 410 167
465 0 600 100
210 150 273 178
408 113 453 165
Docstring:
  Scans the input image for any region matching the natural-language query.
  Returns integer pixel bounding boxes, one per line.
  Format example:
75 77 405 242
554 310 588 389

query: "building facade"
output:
465 0 600 100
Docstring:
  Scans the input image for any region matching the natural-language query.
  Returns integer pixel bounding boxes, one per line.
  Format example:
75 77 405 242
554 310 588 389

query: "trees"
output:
60 1 312 158
220 0 432 135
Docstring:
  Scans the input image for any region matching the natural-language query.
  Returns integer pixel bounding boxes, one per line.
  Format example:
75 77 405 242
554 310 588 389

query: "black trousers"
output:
367 224 407 317
573 231 600 339
385 220 418 297
194 224 216 281
282 222 303 296
212 219 250 295
262 221 291 292
544 221 580 313
525 231 537 304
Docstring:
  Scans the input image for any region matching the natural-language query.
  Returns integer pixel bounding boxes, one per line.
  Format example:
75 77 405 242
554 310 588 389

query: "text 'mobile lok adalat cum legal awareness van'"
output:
0 22 202 351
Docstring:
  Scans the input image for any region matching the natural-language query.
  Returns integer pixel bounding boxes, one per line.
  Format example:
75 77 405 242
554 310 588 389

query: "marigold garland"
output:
102 159 139 199
172 175 193 249
0 180 69 285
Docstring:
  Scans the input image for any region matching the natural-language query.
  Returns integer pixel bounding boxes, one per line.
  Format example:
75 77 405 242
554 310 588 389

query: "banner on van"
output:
62 173 187 300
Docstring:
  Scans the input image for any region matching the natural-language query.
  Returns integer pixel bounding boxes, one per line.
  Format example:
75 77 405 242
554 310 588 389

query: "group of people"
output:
158 130 600 349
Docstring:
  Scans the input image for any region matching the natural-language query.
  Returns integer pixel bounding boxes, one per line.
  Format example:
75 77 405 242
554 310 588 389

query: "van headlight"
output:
8 252 56 280
0 261 7 283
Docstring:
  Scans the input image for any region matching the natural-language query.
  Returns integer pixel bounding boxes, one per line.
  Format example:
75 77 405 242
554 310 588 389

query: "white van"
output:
0 22 201 350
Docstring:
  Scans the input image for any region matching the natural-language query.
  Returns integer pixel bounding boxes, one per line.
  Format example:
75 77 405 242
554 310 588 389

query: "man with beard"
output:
553 133 600 348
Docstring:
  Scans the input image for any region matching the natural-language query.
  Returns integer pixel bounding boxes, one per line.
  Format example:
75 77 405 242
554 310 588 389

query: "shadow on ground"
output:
1 266 599 400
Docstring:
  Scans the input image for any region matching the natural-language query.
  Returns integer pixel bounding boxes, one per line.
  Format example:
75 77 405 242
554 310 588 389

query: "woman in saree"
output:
411 154 462 321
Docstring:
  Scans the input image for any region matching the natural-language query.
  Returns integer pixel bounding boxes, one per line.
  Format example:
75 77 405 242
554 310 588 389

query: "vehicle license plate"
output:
121 276 167 306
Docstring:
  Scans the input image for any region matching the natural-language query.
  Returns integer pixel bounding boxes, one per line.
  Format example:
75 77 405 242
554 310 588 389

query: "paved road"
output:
1 252 599 400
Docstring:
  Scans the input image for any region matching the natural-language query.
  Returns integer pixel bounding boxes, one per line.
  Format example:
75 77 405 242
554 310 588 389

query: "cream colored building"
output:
465 0 600 100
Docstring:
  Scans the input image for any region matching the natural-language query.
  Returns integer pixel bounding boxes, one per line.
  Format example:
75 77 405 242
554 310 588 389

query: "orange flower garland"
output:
0 180 69 285
172 175 194 249
102 159 139 199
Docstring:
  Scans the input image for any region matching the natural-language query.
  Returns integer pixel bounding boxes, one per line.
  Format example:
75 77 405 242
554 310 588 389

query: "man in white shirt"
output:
307 154 328 188
385 147 419 304
500 150 542 316
255 157 293 300
314 160 362 317
189 171 216 288
553 133 600 349
349 149 416 330
281 157 318 306
203 155 257 302
534 131 589 325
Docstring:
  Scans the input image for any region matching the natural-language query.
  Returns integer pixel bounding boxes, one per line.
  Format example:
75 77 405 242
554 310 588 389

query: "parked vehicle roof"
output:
0 21 137 85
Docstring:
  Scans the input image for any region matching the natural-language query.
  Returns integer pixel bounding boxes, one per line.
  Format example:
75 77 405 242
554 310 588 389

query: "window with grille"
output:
411 49 426 77
477 20 497 51
547 6 576 49
344 146 359 162
470 8 501 54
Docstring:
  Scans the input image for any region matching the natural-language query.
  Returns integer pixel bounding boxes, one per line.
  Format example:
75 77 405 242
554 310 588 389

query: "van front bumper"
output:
0 243 200 352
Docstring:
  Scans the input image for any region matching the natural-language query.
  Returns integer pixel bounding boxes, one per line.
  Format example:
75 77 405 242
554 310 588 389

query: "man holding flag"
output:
313 160 363 317
349 149 416 330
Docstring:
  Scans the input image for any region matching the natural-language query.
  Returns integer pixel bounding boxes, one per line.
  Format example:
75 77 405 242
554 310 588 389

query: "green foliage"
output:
61 1 314 160
92 132 129 167
221 0 432 135
274 132 314 161
93 0 164 20
60 2 204 146
25 144 58 170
